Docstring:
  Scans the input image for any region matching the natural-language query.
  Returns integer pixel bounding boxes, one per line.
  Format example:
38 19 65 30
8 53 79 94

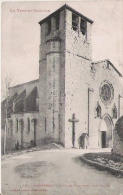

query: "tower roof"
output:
39 4 94 25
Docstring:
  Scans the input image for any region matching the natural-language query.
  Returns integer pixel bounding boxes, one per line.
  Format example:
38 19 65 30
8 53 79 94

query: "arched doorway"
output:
99 114 114 148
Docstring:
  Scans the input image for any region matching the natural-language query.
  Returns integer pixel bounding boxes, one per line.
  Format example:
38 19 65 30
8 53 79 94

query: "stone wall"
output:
39 9 66 145
64 9 123 148
6 112 39 151
65 9 92 148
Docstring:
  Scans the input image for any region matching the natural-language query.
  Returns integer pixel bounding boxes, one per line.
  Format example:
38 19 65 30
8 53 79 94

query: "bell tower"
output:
38 4 93 147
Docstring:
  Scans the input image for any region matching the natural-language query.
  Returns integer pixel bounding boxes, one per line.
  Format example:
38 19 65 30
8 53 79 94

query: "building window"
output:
72 13 79 31
36 97 39 111
28 118 30 132
112 104 117 119
54 13 60 30
100 81 114 105
96 102 101 118
47 19 51 35
16 119 18 132
80 18 87 35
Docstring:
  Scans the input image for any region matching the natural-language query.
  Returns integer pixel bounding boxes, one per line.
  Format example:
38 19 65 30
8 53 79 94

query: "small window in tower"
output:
112 104 117 119
54 13 60 30
72 13 79 31
36 97 39 111
80 18 87 36
47 19 51 35
96 102 101 118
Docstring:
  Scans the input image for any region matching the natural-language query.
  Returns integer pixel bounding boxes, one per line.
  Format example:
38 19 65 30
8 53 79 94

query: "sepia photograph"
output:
1 1 123 195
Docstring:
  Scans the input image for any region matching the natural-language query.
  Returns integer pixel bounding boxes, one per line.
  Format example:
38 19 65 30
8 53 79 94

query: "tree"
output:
1 72 18 101
1 72 18 154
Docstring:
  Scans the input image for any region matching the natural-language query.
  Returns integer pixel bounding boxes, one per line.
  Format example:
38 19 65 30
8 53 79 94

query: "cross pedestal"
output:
69 113 79 148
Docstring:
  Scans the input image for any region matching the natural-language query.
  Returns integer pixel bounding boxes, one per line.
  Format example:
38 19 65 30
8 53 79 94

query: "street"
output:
1 149 123 195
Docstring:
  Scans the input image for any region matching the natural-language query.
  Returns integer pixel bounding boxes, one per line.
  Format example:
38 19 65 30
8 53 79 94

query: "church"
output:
3 4 123 150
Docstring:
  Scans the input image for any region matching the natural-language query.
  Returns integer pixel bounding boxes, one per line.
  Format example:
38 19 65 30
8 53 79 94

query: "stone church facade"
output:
2 4 123 151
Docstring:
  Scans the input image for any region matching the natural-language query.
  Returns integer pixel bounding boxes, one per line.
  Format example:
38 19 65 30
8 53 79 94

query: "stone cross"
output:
69 113 79 148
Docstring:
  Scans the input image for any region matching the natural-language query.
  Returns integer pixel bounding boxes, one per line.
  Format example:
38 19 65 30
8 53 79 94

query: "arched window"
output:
16 119 18 132
112 104 117 119
96 102 101 118
36 97 39 111
28 118 30 132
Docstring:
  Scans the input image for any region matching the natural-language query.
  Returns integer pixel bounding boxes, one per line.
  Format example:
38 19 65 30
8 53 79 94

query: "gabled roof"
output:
92 59 122 77
9 79 39 90
39 4 93 25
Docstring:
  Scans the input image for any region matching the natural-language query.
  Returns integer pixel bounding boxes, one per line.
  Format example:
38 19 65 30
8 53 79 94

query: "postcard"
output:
1 1 123 195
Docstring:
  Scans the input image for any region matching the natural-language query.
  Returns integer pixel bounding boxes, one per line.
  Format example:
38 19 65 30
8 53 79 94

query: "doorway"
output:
101 131 106 148
99 114 113 148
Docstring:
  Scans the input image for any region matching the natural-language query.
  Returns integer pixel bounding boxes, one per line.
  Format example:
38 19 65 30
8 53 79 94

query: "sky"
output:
1 0 123 86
